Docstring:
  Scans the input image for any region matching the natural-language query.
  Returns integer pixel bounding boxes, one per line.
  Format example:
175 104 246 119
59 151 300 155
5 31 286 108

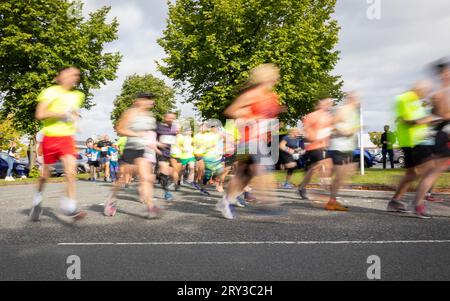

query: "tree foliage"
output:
0 0 122 135
368 131 383 148
111 74 176 126
158 0 343 124
0 117 25 154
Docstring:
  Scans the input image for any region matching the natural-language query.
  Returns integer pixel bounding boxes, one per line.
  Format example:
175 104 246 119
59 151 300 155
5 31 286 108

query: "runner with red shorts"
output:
29 67 87 222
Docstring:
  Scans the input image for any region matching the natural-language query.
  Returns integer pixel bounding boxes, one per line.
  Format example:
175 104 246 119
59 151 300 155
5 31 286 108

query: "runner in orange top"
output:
217 63 282 219
298 98 333 200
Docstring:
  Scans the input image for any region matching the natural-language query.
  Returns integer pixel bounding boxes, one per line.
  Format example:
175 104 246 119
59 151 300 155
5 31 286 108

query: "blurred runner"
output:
192 122 210 195
85 138 100 181
107 143 120 182
412 61 450 216
30 67 86 222
103 92 162 218
174 124 196 187
116 135 131 187
279 127 305 189
218 63 282 219
97 135 112 182
203 120 226 192
387 81 435 218
326 92 361 211
298 98 333 200
156 112 178 201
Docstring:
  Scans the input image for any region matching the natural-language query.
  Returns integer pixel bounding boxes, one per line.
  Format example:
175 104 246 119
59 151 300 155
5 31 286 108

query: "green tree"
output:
0 0 122 136
111 74 177 126
0 116 25 153
158 0 343 124
368 131 383 148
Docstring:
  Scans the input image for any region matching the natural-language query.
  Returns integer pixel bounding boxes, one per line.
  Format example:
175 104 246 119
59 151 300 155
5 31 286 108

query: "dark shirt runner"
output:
156 122 177 158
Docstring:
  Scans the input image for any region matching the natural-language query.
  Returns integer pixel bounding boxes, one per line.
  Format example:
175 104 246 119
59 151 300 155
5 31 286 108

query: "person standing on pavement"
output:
4 141 18 181
381 125 396 169
30 66 87 222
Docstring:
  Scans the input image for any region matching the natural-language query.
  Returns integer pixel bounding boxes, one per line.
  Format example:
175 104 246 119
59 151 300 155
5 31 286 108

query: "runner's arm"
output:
35 98 66 120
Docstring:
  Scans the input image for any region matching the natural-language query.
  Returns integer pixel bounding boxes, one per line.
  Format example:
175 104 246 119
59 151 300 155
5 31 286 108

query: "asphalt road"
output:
1 180 450 281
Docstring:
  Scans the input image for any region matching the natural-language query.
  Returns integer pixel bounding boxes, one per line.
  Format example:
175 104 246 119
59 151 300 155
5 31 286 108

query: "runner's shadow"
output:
19 208 78 227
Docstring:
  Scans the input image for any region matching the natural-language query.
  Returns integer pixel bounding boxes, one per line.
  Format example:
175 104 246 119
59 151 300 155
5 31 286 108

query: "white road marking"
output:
58 240 450 246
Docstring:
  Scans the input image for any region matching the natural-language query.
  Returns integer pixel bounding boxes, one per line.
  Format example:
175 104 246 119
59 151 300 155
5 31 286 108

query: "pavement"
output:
1 179 450 281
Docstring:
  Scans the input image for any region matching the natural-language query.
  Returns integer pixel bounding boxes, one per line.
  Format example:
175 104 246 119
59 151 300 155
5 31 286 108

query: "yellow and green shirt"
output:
38 85 84 137
395 91 429 148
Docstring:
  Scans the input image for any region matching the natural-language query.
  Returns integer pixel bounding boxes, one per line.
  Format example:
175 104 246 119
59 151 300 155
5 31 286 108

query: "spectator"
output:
381 125 396 169
4 141 18 181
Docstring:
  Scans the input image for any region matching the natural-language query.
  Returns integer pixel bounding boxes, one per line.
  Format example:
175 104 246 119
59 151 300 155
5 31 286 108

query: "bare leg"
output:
37 164 51 193
414 159 446 206
225 162 252 201
60 154 77 200
136 158 154 206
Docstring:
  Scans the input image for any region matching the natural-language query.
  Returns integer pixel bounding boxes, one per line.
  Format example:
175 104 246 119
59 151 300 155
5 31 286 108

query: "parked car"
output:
0 152 30 179
374 149 405 167
352 149 376 168
49 153 90 177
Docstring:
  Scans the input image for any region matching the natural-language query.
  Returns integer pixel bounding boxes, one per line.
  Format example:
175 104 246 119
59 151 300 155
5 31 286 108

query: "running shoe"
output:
235 195 247 207
191 182 201 190
29 193 44 221
199 188 210 196
164 191 174 201
281 182 294 189
103 198 117 217
167 182 176 191
215 197 235 219
230 196 246 208
298 188 309 200
244 191 256 202
414 204 432 219
426 195 445 203
66 210 87 222
221 202 235 219
325 199 348 211
147 205 163 219
386 199 410 213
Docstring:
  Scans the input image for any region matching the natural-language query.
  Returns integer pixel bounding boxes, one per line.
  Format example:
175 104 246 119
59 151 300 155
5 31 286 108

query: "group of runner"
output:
28 59 449 223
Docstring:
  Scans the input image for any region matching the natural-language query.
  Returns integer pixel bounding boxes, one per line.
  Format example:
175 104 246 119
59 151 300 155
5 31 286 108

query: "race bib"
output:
110 152 118 161
101 147 108 152
160 135 176 145
91 152 98 161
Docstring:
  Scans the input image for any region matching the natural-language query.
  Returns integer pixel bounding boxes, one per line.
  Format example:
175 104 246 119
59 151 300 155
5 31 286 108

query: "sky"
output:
76 0 450 141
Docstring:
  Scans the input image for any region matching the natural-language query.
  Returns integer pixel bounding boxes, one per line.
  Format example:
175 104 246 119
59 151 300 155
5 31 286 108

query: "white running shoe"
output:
217 197 234 219
5 176 15 182
29 193 44 221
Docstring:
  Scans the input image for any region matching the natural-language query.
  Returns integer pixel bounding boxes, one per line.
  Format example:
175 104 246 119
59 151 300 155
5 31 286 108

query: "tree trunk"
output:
28 137 37 170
